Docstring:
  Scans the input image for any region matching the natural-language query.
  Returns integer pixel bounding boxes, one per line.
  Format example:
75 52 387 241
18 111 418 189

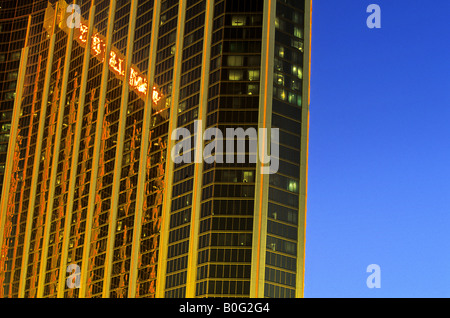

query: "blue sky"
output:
305 0 450 297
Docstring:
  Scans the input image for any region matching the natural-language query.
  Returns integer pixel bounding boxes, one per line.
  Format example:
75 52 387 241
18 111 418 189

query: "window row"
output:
199 216 253 232
206 96 260 112
222 41 261 54
265 266 296 287
172 178 194 197
266 235 297 256
167 239 189 259
274 72 302 93
267 220 298 240
275 43 303 64
165 286 186 298
170 192 192 212
218 82 260 95
185 11 205 35
197 279 251 296
206 109 258 126
203 169 255 185
268 187 299 208
264 282 295 298
0 51 20 62
206 232 252 247
277 1 305 21
168 224 190 244
165 270 187 289
166 255 188 274
200 199 254 217
198 263 252 279
274 58 303 79
212 183 255 198
275 18 303 39
186 0 206 21
177 107 198 126
272 144 301 165
198 247 252 264
222 27 263 40
227 14 263 26
225 69 260 81
268 202 298 225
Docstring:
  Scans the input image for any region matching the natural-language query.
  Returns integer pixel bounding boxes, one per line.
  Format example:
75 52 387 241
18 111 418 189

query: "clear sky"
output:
305 0 450 297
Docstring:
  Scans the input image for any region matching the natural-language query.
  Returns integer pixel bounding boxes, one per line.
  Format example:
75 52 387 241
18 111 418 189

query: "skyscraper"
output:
0 0 311 298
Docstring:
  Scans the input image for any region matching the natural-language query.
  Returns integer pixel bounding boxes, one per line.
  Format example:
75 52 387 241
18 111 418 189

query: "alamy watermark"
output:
171 120 279 175
66 264 81 289
366 4 381 29
66 4 81 29
67 4 382 30
366 264 381 288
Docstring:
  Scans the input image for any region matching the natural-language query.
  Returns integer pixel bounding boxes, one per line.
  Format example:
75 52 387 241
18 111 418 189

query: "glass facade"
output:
264 0 306 298
0 0 310 298
196 0 263 297
0 1 47 210
0 0 51 297
164 0 206 298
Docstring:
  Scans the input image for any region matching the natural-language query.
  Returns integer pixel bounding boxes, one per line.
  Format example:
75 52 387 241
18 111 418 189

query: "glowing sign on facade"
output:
91 33 105 58
109 51 125 76
79 23 88 43
152 86 162 104
129 67 147 95
77 22 150 97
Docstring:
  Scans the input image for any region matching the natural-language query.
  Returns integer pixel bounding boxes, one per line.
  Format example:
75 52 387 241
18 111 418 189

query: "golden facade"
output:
0 0 311 298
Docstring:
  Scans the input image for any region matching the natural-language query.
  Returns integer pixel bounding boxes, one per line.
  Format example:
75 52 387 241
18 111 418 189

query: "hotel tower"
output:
0 0 311 298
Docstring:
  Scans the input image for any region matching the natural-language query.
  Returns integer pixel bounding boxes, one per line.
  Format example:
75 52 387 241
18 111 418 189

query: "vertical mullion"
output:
296 0 312 299
250 0 276 298
184 0 214 298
